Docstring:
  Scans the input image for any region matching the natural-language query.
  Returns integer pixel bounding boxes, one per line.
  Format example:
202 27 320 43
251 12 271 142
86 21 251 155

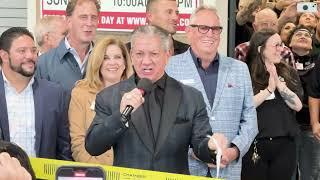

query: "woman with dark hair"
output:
241 29 303 180
279 22 296 46
0 140 36 180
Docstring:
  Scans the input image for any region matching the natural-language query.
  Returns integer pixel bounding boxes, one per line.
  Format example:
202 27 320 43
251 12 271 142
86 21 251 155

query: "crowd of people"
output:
0 0 319 180
236 1 320 180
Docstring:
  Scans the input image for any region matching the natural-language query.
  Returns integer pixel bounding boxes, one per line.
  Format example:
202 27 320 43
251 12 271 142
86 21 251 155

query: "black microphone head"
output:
137 78 153 95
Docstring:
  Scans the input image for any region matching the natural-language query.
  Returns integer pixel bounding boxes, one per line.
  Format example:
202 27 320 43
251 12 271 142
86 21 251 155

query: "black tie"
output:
149 87 161 140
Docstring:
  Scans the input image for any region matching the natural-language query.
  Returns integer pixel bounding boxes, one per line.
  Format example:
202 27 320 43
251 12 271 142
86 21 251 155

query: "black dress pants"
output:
241 137 296 180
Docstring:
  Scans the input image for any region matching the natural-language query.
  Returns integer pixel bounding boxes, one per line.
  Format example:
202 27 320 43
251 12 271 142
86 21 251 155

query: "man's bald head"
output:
253 8 278 32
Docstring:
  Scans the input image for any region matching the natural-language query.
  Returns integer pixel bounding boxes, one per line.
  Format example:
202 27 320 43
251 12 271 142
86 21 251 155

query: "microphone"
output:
121 78 153 124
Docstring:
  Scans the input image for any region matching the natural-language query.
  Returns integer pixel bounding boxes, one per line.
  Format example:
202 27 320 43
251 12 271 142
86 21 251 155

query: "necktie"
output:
148 87 161 140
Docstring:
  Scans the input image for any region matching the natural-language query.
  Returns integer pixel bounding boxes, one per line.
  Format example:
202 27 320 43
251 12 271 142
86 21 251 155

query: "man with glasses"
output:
166 6 258 180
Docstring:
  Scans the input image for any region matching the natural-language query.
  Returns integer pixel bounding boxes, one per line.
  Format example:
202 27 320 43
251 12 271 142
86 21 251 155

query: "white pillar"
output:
27 0 37 33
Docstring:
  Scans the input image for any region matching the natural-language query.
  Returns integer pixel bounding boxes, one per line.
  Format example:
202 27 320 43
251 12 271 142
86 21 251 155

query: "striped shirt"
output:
64 37 93 74
2 71 36 157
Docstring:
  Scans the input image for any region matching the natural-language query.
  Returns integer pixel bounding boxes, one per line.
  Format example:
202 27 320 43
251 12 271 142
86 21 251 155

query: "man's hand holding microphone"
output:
119 78 153 126
120 88 145 115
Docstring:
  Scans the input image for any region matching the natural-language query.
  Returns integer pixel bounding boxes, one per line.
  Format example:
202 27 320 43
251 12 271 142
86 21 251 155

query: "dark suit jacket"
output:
0 72 72 160
85 75 213 174
126 38 189 56
173 39 189 55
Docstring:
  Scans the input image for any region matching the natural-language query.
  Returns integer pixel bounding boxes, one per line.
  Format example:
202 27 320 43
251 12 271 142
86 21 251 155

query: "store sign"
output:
41 0 199 32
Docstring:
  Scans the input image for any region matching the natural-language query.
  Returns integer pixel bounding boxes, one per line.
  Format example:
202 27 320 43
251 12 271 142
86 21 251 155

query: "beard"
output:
9 58 36 77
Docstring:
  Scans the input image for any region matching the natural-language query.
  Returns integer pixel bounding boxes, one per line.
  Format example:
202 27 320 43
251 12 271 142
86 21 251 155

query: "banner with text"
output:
41 0 199 32
30 157 223 180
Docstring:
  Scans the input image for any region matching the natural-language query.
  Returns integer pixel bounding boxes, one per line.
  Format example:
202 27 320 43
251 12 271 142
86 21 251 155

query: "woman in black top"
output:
241 29 303 180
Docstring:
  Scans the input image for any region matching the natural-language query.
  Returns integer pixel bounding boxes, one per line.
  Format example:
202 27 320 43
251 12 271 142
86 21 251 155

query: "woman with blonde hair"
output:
69 37 133 165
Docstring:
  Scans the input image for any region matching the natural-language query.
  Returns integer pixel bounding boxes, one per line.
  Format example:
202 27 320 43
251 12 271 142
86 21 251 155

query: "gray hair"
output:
130 25 171 51
34 16 65 47
189 5 219 24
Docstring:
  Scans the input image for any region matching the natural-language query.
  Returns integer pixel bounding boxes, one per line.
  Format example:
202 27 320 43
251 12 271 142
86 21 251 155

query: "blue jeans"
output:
297 129 320 180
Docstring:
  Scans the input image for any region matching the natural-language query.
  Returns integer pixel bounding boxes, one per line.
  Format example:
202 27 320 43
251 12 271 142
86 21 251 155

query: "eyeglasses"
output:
272 42 285 49
294 31 312 39
189 24 223 35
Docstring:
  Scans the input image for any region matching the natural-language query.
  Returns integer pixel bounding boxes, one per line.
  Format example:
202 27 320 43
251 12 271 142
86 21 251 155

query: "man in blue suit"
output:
166 6 258 180
0 27 72 160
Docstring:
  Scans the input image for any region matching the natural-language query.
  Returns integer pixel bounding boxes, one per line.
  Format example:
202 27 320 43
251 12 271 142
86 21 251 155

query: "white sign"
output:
41 0 199 32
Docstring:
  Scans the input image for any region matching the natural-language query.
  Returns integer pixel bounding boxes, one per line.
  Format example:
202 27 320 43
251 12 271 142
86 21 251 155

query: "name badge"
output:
180 79 195 85
90 101 95 110
296 62 304 70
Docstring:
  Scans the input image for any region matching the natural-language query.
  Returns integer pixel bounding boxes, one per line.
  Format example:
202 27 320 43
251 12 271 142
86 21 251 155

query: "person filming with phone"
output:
85 25 228 174
278 1 318 32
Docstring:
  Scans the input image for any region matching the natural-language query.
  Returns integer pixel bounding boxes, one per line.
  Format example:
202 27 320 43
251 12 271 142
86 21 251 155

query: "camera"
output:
297 2 318 13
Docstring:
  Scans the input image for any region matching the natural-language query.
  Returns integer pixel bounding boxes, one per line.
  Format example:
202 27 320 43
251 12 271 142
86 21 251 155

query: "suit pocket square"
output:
227 83 237 88
174 117 190 124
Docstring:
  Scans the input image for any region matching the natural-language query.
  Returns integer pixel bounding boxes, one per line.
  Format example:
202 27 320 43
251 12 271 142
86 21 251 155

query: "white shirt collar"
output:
2 70 35 91
64 37 93 53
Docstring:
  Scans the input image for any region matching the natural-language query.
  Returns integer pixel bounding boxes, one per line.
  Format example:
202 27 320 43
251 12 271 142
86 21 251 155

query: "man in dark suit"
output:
127 0 189 55
146 0 189 55
85 25 227 174
0 27 72 160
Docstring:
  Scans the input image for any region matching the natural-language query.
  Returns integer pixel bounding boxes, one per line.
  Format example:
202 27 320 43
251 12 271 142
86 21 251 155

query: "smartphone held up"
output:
297 2 318 13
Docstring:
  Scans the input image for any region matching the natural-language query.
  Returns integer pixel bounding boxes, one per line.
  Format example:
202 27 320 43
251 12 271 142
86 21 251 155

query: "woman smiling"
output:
68 37 133 165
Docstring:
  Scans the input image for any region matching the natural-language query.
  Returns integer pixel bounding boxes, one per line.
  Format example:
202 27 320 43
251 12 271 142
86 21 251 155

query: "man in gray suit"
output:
85 25 227 174
166 6 258 179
